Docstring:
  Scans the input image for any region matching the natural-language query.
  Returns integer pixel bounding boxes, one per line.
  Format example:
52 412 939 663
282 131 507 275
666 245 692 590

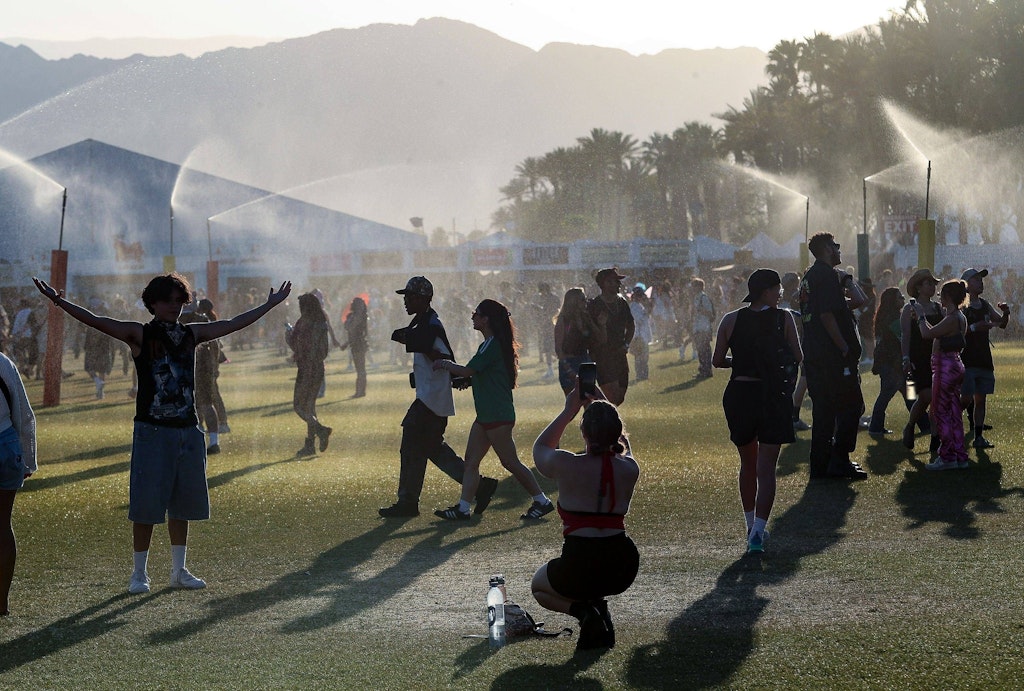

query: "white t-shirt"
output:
414 336 455 417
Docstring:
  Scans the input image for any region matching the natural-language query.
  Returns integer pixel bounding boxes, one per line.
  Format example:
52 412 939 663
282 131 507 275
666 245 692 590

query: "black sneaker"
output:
573 603 610 650
973 436 995 449
316 425 333 452
474 477 499 514
206 443 221 455
434 505 471 521
593 599 615 648
826 462 868 480
378 503 419 518
521 500 555 520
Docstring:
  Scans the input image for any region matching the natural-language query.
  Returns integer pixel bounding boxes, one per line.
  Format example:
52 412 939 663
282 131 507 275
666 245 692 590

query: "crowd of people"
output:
0 248 1015 652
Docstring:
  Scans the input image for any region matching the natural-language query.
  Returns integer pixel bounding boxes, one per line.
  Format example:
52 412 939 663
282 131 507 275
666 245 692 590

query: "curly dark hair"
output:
141 273 192 315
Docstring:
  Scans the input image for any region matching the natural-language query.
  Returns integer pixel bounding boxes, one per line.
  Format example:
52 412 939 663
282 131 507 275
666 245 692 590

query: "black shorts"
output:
723 380 795 446
547 533 639 601
593 350 629 390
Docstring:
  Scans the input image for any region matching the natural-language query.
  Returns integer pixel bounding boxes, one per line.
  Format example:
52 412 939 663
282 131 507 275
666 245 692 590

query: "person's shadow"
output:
146 519 520 644
0 592 169 674
896 452 1024 539
624 480 857 689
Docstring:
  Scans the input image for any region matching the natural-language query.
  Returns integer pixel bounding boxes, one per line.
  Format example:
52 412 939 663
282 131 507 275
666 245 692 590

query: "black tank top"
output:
728 307 779 378
133 321 199 428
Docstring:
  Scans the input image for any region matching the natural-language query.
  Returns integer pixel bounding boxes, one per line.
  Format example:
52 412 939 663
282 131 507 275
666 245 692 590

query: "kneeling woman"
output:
713 269 802 554
530 391 640 650
433 299 553 520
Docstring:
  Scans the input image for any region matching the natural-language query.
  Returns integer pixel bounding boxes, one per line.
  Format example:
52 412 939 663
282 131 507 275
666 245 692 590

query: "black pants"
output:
397 399 465 505
804 357 864 476
293 362 325 439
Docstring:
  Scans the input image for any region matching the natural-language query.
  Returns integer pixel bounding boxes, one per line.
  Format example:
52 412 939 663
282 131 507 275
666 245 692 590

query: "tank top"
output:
728 307 779 379
133 321 199 428
961 300 994 370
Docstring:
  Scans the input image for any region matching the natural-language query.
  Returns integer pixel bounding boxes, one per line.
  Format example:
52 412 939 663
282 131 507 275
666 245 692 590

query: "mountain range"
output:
0 18 768 234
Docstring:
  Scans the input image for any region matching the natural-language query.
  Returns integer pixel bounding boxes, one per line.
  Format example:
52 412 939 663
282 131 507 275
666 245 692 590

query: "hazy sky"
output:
4 0 905 53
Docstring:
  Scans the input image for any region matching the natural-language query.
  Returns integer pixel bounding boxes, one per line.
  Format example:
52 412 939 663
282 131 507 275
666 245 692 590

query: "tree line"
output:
493 0 1024 247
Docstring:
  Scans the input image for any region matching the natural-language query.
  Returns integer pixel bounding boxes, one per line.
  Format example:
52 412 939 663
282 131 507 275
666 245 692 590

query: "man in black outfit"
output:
587 268 635 406
799 233 869 480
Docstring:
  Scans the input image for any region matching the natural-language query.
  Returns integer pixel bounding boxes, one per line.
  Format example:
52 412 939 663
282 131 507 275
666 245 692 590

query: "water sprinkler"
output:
924 160 932 219
804 196 810 242
59 187 67 250
169 205 174 255
207 218 212 261
862 178 867 236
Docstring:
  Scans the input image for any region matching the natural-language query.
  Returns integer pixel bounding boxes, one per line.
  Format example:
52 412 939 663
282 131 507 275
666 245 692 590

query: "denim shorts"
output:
128 422 210 524
961 367 995 396
0 426 27 491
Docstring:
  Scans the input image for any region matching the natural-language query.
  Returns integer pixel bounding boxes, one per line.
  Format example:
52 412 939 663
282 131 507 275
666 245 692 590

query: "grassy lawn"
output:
2 340 1024 689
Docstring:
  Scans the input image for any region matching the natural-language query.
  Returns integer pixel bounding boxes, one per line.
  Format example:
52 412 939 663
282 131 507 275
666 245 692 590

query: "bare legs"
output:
531 563 573 614
133 518 188 552
459 423 542 504
737 440 780 520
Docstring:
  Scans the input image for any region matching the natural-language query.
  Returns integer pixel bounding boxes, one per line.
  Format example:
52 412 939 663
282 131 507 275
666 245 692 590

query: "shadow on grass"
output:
146 520 521 644
896 452 1024 539
486 646 607 689
862 437 905 477
44 444 133 467
0 591 168 674
206 455 307 491
775 437 809 479
22 460 129 493
659 376 706 394
624 480 857 689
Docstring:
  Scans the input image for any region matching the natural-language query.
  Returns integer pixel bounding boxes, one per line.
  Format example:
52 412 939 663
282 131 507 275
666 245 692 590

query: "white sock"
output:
752 517 768 537
133 550 149 574
171 544 187 572
533 493 551 505
457 499 471 513
208 432 219 446
744 511 755 533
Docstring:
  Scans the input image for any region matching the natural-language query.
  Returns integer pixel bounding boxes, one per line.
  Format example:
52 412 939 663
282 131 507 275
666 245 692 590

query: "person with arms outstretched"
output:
34 273 290 594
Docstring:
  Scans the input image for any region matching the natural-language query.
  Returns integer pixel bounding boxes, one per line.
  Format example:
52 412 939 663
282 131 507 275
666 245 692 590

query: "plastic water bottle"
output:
487 575 506 648
906 374 917 402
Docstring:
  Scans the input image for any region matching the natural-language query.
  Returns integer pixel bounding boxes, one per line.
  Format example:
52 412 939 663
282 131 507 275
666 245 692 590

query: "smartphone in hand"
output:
578 362 597 400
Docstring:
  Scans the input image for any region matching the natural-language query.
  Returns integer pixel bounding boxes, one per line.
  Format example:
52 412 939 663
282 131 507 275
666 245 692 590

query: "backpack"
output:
463 600 572 641
504 601 572 638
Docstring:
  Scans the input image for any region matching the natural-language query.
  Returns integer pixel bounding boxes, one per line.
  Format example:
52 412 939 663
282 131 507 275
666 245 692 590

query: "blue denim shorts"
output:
128 422 210 524
0 426 26 491
961 367 995 396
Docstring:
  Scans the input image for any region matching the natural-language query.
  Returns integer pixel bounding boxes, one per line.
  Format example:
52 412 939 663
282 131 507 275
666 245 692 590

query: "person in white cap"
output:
958 268 1010 449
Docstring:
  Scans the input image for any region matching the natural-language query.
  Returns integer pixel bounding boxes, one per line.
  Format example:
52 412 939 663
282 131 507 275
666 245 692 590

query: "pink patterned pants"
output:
931 352 967 463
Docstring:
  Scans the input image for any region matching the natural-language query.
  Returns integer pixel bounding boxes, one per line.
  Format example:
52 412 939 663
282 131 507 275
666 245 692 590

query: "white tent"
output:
691 234 736 261
742 232 787 259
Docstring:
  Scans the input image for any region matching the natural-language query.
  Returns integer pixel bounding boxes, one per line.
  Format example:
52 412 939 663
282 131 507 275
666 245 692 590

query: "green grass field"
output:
3 341 1024 689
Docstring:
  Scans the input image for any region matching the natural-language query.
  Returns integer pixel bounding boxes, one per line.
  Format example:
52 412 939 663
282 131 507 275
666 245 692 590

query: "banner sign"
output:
523 245 569 265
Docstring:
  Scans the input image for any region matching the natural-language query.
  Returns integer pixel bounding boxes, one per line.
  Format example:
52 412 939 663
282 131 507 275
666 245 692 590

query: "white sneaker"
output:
128 571 151 594
170 567 207 589
925 458 959 471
